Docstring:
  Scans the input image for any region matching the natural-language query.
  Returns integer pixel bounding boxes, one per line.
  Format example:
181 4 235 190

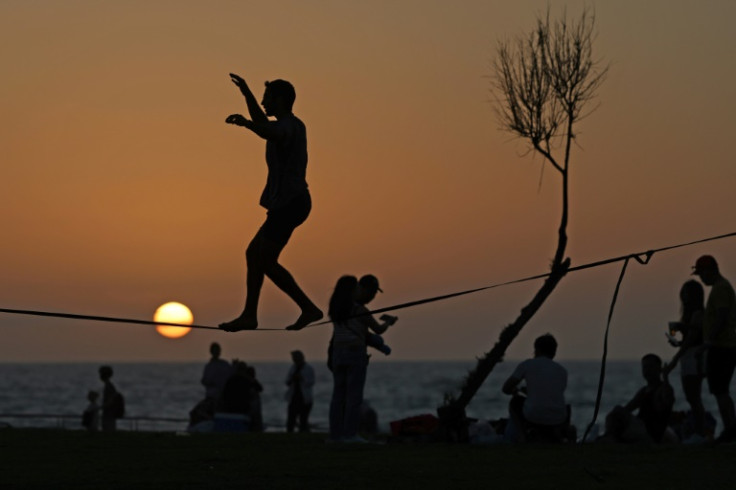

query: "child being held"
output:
82 390 100 432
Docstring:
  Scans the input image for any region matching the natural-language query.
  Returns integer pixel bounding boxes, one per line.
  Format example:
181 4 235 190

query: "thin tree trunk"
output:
437 255 569 440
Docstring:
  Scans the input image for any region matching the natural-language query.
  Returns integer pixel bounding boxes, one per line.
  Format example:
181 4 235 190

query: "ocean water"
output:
0 360 729 435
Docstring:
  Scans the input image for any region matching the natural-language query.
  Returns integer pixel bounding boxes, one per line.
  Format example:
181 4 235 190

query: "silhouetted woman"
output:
327 275 393 442
665 279 706 437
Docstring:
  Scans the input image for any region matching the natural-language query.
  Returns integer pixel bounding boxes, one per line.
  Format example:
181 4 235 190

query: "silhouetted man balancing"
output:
220 74 322 332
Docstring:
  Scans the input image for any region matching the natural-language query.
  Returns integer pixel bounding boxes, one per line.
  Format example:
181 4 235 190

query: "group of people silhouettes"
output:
186 340 381 438
83 74 732 445
496 254 736 444
82 365 124 432
610 254 736 444
188 342 264 432
189 270 393 440
216 74 736 444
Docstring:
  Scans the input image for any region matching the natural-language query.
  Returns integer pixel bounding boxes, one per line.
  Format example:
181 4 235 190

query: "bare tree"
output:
438 7 608 439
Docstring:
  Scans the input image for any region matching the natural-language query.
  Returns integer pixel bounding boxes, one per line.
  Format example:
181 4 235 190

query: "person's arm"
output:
225 114 286 140
665 329 698 375
356 306 395 335
101 383 115 410
302 365 315 389
657 382 675 411
226 73 291 141
503 361 527 395
230 73 267 124
201 365 212 387
285 366 296 386
623 388 644 412
502 375 522 395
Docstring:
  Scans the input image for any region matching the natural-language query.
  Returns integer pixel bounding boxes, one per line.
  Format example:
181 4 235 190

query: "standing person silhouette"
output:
328 275 396 442
663 280 706 438
285 350 315 433
220 73 322 331
691 255 736 442
99 365 121 432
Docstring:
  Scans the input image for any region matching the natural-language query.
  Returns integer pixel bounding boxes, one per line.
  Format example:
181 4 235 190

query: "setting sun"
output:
153 302 193 339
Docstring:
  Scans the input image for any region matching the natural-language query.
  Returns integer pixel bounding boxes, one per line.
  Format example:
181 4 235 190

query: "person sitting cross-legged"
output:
502 334 572 442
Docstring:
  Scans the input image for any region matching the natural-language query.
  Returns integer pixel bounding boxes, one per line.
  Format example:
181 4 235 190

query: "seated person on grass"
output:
621 353 675 443
502 333 571 442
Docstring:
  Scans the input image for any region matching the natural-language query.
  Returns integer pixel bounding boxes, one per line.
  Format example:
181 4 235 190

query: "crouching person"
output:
502 334 573 442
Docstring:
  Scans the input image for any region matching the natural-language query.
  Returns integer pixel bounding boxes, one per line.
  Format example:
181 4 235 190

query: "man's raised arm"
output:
230 73 267 125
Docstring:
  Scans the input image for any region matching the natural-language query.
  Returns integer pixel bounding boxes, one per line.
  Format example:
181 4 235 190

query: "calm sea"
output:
0 360 728 435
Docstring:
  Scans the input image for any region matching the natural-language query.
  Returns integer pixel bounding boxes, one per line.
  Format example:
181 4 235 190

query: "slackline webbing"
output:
0 230 734 331
581 256 634 443
305 230 736 327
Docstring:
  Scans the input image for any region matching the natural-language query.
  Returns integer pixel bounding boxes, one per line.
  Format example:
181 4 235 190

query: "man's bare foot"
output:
285 307 324 331
219 316 258 332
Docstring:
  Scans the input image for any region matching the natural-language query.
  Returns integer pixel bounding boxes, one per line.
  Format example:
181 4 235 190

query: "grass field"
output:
2 428 735 489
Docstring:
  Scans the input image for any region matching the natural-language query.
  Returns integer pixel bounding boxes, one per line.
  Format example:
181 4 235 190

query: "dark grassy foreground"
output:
2 429 736 489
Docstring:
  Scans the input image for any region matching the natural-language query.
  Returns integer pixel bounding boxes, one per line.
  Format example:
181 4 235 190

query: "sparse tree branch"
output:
439 6 607 440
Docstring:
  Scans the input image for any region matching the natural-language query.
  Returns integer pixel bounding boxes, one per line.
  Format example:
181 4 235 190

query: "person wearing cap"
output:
220 74 323 332
327 275 397 442
284 350 315 432
692 255 736 441
357 274 383 305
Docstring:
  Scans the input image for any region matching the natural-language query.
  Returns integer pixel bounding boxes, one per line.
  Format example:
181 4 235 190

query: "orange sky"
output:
1 1 735 363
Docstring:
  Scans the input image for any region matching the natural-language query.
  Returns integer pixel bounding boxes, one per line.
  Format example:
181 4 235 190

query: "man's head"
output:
641 353 663 383
232 359 248 375
262 79 296 116
356 274 382 305
98 365 113 381
692 255 720 286
210 342 221 359
533 334 558 359
291 350 305 366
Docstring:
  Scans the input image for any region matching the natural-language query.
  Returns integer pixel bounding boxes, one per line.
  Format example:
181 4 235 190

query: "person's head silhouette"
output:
98 365 113 382
357 274 382 305
262 79 296 116
210 342 222 359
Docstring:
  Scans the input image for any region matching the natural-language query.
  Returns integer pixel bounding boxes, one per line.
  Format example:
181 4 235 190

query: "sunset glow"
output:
153 302 193 339
1 1 735 362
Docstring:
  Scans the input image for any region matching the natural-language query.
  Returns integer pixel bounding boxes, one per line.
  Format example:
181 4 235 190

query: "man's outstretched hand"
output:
225 114 248 127
230 73 249 95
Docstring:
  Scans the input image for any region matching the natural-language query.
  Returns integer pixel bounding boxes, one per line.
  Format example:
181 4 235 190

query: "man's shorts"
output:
260 192 311 247
706 346 736 395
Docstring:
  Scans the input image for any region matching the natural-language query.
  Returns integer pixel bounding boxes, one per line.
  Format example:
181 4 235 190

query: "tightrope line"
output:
1 231 734 331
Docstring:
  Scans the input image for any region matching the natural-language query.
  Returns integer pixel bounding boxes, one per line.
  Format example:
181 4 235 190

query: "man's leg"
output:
507 394 528 442
682 375 706 435
255 235 322 329
221 193 322 330
709 347 736 438
299 402 313 432
286 399 298 433
219 231 267 331
329 365 348 440
715 393 736 429
343 357 368 439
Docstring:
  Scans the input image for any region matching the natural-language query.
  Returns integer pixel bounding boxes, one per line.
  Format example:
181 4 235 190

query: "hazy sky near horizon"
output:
1 1 735 364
